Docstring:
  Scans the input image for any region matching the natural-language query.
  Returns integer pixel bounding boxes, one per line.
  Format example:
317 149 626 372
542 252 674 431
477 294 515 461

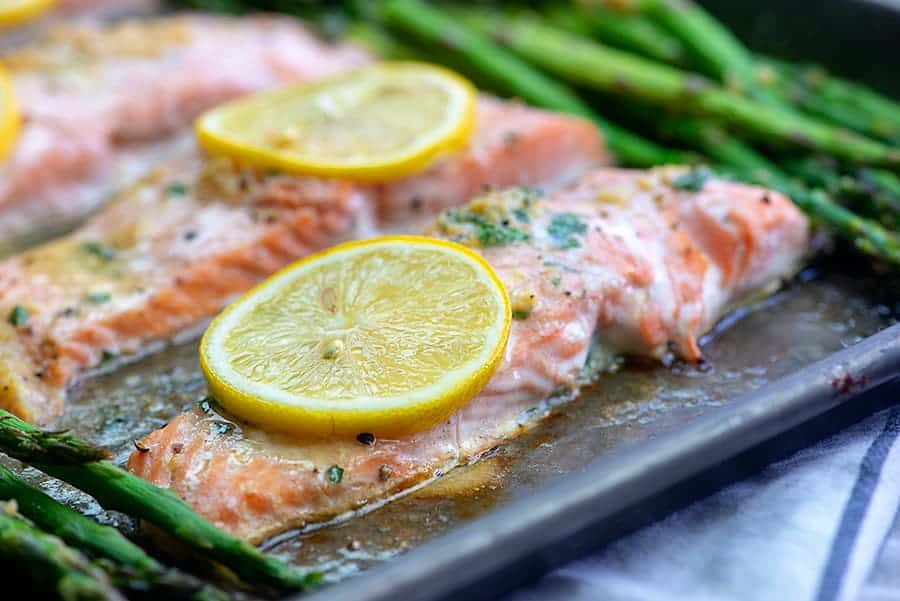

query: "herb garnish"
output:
166 183 188 197
327 464 344 484
512 207 530 223
672 167 712 192
550 277 561 287
80 241 116 261
8 305 28 327
446 209 530 247
512 310 531 320
547 213 587 249
99 350 117 367
209 421 235 437
85 292 112 304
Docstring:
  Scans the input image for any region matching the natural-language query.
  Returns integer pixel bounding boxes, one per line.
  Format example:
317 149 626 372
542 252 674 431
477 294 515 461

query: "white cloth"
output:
505 389 900 601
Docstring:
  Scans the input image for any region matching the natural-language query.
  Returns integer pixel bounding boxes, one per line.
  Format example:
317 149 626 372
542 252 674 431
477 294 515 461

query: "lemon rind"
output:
0 65 21 162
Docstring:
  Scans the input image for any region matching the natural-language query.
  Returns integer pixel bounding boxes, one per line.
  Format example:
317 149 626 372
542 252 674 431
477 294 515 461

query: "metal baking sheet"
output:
5 1 900 600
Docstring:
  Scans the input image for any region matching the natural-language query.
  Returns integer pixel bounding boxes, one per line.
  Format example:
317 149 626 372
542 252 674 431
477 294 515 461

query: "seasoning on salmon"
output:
0 97 607 424
0 14 371 251
127 167 810 543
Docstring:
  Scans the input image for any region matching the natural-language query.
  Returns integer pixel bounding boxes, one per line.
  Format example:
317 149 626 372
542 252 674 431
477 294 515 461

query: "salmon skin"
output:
127 167 810 543
0 97 607 424
0 14 371 250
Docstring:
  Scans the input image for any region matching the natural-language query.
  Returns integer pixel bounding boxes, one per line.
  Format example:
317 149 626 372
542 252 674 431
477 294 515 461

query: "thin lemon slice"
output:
0 0 54 28
196 62 476 182
200 236 511 438
0 65 20 161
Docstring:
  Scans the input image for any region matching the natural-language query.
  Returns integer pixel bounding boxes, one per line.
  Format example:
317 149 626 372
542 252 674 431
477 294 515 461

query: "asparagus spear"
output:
381 0 691 167
0 411 110 463
0 505 125 601
459 12 900 169
782 158 900 230
0 466 230 601
0 410 318 593
597 0 784 105
758 58 900 144
767 59 900 135
545 3 687 65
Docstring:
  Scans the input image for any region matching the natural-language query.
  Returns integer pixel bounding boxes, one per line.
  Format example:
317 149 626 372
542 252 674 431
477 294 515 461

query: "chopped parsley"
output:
512 310 531 320
8 305 28 327
85 292 111 304
99 350 117 367
165 182 188 197
511 207 530 223
80 241 116 261
551 276 561 287
327 464 344 484
672 167 712 192
445 209 529 247
547 213 587 249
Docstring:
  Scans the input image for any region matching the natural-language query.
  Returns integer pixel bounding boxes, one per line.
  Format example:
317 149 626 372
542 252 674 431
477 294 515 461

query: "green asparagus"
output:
0 412 109 464
0 506 124 601
772 60 900 133
0 466 230 600
598 0 783 106
546 3 687 65
460 12 900 169
759 58 900 143
0 410 319 593
382 0 691 167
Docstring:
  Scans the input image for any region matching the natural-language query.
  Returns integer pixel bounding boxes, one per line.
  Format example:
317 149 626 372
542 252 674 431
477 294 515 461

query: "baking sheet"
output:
4 1 900 598
4 257 896 595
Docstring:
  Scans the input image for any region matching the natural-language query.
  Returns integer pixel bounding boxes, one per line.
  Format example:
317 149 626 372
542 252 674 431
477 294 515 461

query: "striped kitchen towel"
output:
505 385 900 601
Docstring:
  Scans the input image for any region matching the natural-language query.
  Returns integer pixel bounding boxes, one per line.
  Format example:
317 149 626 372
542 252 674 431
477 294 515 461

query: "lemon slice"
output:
200 236 511 438
0 65 20 161
0 0 54 28
196 62 476 182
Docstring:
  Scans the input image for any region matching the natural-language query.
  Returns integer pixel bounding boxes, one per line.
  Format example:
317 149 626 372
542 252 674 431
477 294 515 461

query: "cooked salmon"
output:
127 167 810 543
54 0 160 17
0 98 607 424
0 14 371 250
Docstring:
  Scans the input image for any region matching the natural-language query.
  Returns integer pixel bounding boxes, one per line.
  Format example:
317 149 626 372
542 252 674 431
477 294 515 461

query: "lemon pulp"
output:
200 236 511 437
195 62 476 182
0 0 54 28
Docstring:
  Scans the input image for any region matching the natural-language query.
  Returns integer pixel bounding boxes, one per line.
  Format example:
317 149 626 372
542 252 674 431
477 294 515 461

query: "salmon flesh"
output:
127 167 810 543
0 14 370 249
0 97 607 423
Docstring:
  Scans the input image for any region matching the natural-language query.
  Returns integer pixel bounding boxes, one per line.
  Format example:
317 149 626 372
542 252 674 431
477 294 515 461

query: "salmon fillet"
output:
54 0 160 17
127 167 810 543
0 14 371 250
0 98 607 424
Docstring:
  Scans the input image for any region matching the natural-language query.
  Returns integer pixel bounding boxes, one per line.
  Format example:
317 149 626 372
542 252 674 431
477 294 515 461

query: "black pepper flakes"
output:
356 432 375 447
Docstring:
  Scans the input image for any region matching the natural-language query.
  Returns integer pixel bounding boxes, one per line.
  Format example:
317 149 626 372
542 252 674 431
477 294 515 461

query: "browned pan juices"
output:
1 259 893 586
